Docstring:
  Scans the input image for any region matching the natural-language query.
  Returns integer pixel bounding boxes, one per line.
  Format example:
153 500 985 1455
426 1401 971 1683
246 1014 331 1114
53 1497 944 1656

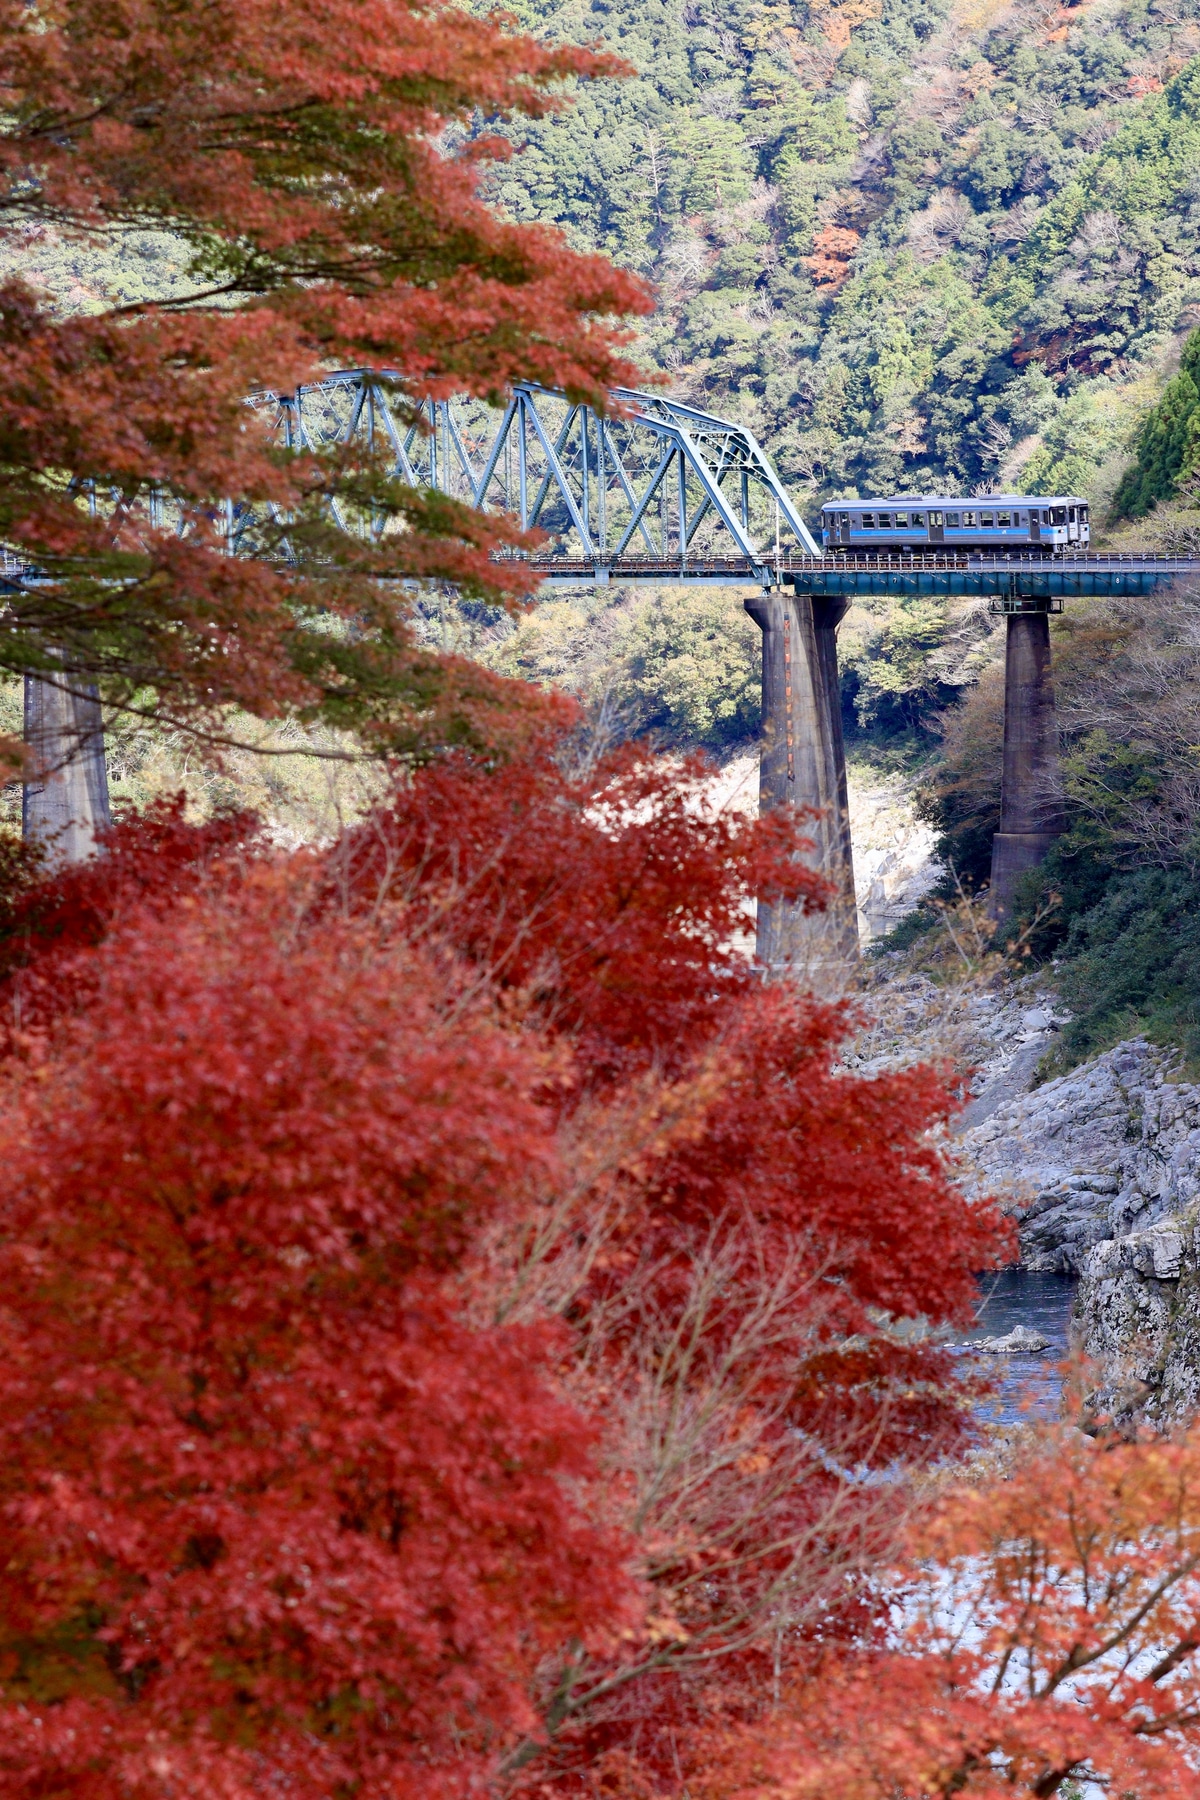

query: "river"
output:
956 1268 1078 1427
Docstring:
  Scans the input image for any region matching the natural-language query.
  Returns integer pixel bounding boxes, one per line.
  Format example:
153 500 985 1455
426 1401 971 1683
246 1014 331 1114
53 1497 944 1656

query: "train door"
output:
927 510 944 545
832 510 851 546
1030 511 1042 543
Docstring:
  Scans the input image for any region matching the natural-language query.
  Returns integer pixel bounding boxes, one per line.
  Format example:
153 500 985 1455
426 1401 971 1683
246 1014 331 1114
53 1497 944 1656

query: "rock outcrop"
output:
960 1037 1200 1420
972 1325 1050 1353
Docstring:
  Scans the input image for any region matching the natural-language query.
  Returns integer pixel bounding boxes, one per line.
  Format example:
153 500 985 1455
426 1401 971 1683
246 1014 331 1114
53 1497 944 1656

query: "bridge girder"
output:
243 370 821 579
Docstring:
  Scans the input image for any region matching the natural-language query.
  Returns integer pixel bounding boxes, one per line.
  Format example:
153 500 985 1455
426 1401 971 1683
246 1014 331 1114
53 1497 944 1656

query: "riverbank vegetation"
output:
914 570 1200 1071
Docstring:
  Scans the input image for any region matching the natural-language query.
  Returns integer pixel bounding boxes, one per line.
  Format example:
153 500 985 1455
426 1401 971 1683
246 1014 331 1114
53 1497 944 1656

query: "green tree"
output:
617 588 762 747
1113 327 1200 514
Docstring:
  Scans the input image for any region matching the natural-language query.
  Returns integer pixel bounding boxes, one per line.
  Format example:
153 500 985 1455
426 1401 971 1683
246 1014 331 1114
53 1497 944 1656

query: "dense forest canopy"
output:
482 0 1200 509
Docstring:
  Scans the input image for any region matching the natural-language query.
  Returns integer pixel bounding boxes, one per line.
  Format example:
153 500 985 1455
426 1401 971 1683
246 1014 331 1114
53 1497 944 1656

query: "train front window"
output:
1052 507 1066 525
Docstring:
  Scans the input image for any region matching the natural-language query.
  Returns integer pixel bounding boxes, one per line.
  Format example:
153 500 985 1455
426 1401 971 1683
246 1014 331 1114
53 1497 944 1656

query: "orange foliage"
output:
805 226 861 289
703 1425 1200 1798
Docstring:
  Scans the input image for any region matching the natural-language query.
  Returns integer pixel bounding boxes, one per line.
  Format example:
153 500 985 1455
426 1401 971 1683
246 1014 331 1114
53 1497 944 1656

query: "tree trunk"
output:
23 673 111 862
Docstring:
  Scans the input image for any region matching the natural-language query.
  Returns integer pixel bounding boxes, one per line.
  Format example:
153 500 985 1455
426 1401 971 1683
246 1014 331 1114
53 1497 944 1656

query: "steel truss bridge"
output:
246 369 823 580
239 370 1200 596
20 369 1200 961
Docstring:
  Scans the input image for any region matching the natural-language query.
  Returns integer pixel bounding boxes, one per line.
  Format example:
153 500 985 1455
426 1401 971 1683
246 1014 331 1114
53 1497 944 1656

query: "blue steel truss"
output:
241 370 822 581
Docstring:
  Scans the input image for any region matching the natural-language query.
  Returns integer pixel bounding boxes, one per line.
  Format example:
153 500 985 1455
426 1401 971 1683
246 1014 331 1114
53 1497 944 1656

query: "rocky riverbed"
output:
709 734 1200 1425
960 1035 1200 1422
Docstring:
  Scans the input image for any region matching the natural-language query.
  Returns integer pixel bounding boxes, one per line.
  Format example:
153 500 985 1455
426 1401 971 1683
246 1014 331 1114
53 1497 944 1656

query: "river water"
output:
955 1268 1078 1426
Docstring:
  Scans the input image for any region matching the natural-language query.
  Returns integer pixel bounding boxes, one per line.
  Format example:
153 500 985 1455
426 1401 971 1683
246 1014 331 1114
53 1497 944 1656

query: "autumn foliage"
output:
0 720 1024 1800
6 721 1200 1798
705 1427 1200 1799
0 0 650 746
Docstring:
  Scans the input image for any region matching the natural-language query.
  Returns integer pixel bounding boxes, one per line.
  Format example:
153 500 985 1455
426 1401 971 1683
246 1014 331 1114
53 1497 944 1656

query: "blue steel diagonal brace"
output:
609 388 821 559
520 393 596 558
611 443 677 559
241 370 824 574
661 419 759 562
599 422 658 556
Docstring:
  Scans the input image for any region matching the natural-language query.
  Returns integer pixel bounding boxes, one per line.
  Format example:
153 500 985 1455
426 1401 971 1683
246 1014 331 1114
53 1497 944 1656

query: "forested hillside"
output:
484 0 1200 512
443 0 1200 783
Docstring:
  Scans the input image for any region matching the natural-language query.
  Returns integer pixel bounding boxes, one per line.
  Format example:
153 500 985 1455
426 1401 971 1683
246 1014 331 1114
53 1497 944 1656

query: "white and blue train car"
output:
819 494 1090 552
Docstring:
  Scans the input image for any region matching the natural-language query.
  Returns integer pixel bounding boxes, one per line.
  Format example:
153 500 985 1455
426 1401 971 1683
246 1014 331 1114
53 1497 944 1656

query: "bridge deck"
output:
531 551 1200 593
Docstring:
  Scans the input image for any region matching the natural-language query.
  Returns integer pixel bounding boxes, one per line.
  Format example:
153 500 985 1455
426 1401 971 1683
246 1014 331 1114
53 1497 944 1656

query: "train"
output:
819 494 1089 553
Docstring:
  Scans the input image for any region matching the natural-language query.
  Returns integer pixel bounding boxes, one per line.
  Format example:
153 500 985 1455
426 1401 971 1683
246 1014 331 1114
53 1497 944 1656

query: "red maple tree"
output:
0 0 651 748
0 849 633 1800
0 726 1015 1799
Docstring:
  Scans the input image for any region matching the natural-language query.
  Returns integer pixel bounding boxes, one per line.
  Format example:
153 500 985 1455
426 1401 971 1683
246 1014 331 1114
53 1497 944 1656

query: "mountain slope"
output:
483 0 1200 511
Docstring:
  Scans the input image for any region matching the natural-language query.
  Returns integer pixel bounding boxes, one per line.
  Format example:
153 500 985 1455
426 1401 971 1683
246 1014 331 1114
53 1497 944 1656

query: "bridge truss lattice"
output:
243 370 821 582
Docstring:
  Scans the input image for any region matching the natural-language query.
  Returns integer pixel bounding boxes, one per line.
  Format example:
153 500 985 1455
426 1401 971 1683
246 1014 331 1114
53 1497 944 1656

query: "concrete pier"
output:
745 589 858 970
23 673 111 862
988 601 1066 920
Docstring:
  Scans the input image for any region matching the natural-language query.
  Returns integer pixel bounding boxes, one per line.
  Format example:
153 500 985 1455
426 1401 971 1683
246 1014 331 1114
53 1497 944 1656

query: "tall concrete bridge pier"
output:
745 588 858 969
989 593 1067 920
781 555 1194 950
22 674 110 863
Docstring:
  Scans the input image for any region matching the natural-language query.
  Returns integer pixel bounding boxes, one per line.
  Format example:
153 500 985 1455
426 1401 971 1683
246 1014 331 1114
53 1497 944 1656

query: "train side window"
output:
910 514 923 527
946 512 960 526
962 510 977 527
981 513 994 527
861 514 874 528
877 512 891 527
997 511 1011 526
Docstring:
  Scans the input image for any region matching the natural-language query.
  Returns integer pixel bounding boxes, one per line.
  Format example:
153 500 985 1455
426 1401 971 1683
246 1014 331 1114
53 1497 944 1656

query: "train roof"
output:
820 494 1087 510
